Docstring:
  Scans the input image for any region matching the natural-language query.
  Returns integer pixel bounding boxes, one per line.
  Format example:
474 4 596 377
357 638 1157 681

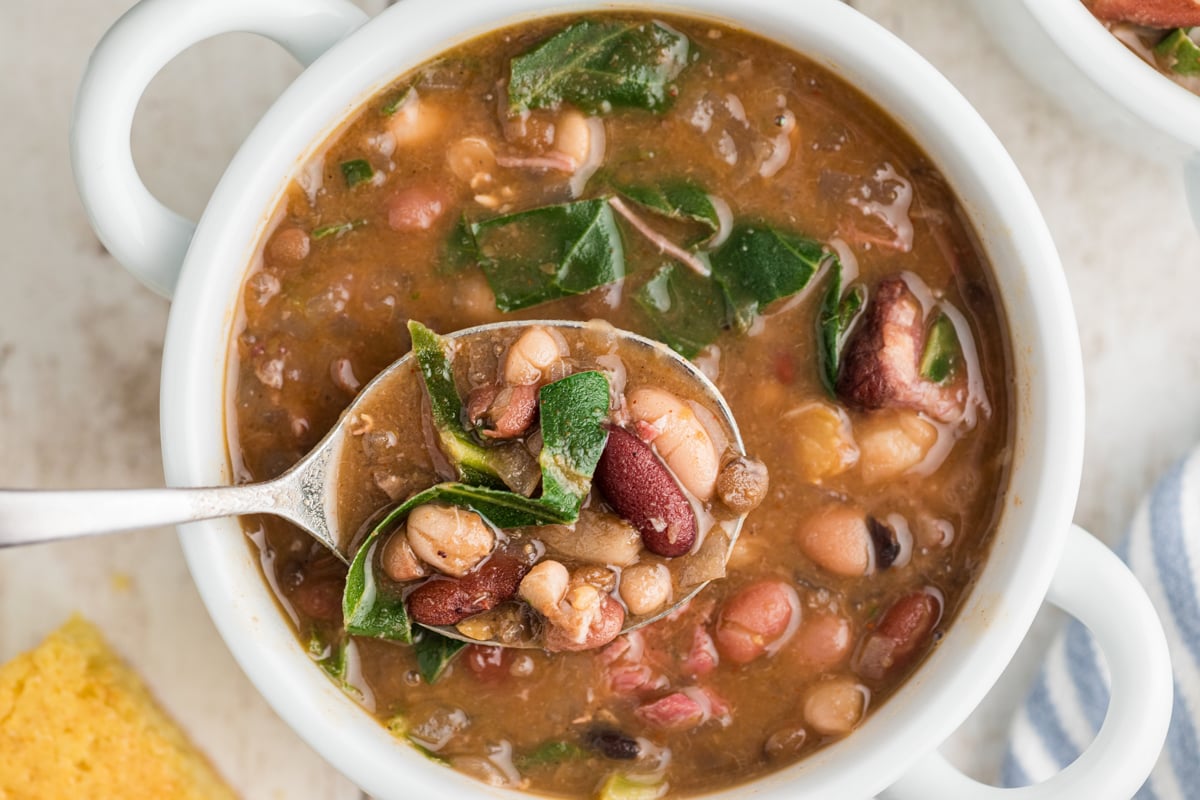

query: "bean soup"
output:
228 12 1013 798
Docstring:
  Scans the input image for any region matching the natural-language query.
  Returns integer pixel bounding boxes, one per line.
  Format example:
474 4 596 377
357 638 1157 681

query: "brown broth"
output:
227 13 1012 798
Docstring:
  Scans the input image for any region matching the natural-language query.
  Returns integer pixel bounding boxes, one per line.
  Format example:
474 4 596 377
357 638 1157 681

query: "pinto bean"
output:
380 529 427 582
627 388 719 501
407 554 529 626
619 563 672 616
791 611 853 671
715 580 800 664
594 426 697 557
854 590 942 681
715 455 770 514
797 504 873 577
803 677 867 736
407 504 495 578
386 186 446 232
503 326 563 385
467 382 539 439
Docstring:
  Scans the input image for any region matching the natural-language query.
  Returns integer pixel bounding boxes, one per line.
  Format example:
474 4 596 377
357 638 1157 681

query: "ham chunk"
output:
835 277 962 422
1090 0 1200 28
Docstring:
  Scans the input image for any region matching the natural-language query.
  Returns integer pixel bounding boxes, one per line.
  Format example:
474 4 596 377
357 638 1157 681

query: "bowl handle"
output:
70 0 367 298
882 525 1172 800
1186 155 1200 234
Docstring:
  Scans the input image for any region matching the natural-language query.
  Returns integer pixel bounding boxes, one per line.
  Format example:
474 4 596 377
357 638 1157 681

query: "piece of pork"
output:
1090 0 1200 28
835 277 963 423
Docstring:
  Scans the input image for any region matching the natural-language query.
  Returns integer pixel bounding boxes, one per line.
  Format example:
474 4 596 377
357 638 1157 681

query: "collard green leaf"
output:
710 225 826 331
509 20 691 114
343 530 413 642
408 321 529 489
340 159 374 188
919 312 960 383
1156 28 1200 76
381 84 416 116
537 371 610 519
617 182 720 243
817 259 865 394
307 632 347 679
634 264 727 358
517 740 587 769
312 219 367 240
440 213 479 274
414 629 467 684
472 198 625 312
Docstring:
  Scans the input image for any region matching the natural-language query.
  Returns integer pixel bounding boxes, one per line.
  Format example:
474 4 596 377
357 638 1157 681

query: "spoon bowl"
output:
0 319 748 648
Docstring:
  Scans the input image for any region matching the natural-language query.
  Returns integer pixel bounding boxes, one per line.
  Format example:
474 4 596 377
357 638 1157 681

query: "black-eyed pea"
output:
406 504 495 577
782 402 858 483
627 387 719 501
797 505 873 578
504 326 565 385
855 409 937 484
802 677 868 736
553 109 595 166
619 563 672 616
380 529 427 582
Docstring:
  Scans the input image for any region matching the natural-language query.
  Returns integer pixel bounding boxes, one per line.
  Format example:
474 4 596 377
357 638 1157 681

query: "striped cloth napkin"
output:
1002 448 1199 797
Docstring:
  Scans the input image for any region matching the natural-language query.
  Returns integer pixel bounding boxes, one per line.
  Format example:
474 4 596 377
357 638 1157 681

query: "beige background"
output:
1 0 1197 796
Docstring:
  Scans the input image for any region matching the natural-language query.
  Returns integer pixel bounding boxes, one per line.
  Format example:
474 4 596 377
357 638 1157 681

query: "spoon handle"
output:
0 483 285 548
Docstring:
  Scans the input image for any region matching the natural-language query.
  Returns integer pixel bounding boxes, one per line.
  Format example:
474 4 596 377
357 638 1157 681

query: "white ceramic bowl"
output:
967 0 1200 230
71 0 1173 797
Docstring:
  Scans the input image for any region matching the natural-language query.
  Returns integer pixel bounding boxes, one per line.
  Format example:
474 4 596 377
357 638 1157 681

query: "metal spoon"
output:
0 320 747 645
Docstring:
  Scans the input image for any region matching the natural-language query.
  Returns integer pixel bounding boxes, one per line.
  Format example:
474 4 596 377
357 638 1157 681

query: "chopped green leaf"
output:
307 632 347 679
919 312 960 383
441 213 479 274
343 530 413 641
381 84 416 116
509 20 690 114
312 219 367 240
817 259 865 395
597 773 665 800
472 198 625 312
537 371 610 520
408 321 532 489
709 225 826 331
1156 28 1200 76
386 714 409 737
634 264 727 358
617 182 720 244
414 629 467 684
517 740 587 769
340 159 375 188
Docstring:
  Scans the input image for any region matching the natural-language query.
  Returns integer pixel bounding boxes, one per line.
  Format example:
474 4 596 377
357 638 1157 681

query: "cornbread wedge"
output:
0 616 236 799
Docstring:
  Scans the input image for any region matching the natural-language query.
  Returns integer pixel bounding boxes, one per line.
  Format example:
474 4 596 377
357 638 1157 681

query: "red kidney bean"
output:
464 644 513 682
407 554 528 626
854 590 942 681
715 580 799 664
594 426 697 557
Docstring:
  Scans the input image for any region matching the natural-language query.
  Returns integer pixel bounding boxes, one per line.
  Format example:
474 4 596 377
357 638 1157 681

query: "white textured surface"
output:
0 0 1196 796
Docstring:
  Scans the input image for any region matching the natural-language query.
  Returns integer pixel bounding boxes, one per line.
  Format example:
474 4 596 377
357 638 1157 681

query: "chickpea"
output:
855 409 937 484
715 580 800 664
796 504 872 578
716 456 770 514
380 529 427 582
387 90 444 147
619 563 672 616
802 677 868 736
266 227 310 263
782 402 858 483
503 326 564 386
627 387 719 501
518 560 570 615
406 504 495 578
